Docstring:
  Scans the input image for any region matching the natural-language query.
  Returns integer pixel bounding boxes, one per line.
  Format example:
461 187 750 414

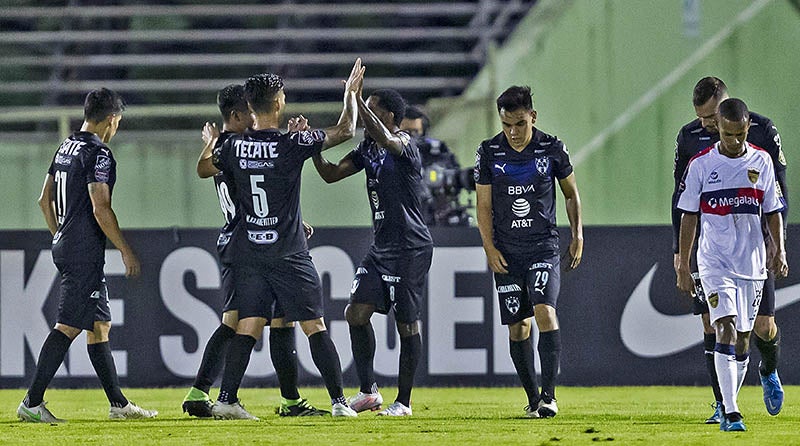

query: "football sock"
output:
217 334 257 404
538 329 561 402
270 327 300 400
88 341 129 408
308 331 345 401
281 397 302 407
509 336 540 406
703 333 723 402
192 324 235 394
714 343 739 415
349 323 376 394
755 328 780 376
396 333 421 407
24 329 73 408
735 353 749 393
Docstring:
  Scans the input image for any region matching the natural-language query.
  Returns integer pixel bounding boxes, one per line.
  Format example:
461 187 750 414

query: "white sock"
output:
715 351 739 415
736 356 750 394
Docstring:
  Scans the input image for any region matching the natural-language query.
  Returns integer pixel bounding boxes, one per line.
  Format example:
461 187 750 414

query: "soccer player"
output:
311 89 433 417
475 86 583 419
672 77 787 421
18 88 158 422
676 98 788 432
183 85 327 417
197 59 365 419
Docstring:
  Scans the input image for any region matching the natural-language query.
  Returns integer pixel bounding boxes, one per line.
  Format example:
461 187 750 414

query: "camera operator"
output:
401 105 475 226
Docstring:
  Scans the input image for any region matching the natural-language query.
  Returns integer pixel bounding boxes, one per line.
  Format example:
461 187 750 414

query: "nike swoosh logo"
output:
620 264 800 358
21 406 41 421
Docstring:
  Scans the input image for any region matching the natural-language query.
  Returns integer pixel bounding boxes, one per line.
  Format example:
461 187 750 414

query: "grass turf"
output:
2 386 797 445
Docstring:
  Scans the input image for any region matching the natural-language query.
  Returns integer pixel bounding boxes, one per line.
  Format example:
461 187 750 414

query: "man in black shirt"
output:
475 86 583 419
183 85 327 417
312 89 433 416
18 88 157 423
672 77 787 421
197 59 365 419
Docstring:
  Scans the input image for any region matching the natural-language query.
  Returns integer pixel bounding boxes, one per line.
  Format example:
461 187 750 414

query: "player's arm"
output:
356 94 406 156
671 131 691 270
322 58 364 151
37 174 58 235
476 183 508 274
676 212 697 294
88 182 140 278
766 211 789 278
197 122 221 178
311 151 359 183
764 122 789 227
558 173 583 270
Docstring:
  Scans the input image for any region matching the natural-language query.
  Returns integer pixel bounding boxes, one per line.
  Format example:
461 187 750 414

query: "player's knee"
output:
270 318 295 329
54 323 82 340
235 317 267 339
221 310 239 329
345 303 372 326
508 319 532 342
533 304 558 331
299 318 326 336
396 321 420 337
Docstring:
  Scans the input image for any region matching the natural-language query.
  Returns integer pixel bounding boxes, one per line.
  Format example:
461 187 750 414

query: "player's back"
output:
48 132 116 264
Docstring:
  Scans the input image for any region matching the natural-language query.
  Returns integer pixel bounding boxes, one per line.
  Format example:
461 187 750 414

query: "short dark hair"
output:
83 88 125 123
496 86 533 113
718 98 749 122
404 105 430 135
244 73 284 114
217 84 248 122
369 89 406 126
693 77 727 107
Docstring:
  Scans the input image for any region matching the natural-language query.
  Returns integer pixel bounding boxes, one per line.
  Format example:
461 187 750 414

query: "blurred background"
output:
1 0 798 230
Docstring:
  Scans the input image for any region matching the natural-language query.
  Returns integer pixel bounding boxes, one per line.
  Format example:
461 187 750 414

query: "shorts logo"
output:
707 292 719 309
535 157 550 177
511 198 530 217
350 278 360 295
356 267 368 275
381 274 401 283
529 262 552 270
747 168 760 184
505 296 520 315
89 290 101 300
370 190 380 209
497 284 522 293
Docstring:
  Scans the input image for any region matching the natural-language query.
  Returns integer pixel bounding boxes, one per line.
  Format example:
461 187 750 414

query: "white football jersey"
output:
677 142 784 279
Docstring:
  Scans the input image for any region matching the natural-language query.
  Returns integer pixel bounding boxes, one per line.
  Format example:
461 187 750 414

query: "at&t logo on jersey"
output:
510 198 533 228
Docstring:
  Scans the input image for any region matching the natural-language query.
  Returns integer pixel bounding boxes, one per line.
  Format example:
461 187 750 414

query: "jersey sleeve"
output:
552 140 574 180
762 120 789 219
289 129 327 161
212 138 231 173
349 144 366 172
86 148 114 184
761 156 784 214
676 158 702 213
474 142 492 185
671 130 691 252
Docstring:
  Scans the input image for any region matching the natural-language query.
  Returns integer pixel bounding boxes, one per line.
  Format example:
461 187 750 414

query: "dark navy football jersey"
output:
47 132 116 263
672 112 787 252
212 131 240 265
350 131 433 252
213 128 325 259
475 129 573 256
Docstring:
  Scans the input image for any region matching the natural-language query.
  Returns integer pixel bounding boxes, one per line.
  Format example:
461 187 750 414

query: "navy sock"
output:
88 341 128 408
538 330 561 402
704 333 723 402
308 331 345 402
217 334 257 404
396 333 421 407
755 328 780 376
509 336 540 406
193 324 235 394
349 323 376 394
24 329 73 408
269 327 300 400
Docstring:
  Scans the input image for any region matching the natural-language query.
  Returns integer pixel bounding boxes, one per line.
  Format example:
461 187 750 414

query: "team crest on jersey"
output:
535 157 550 177
707 292 719 309
505 296 520 315
707 171 721 184
747 168 760 184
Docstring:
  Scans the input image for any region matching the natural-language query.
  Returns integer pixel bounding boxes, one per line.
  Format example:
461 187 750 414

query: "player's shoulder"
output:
688 144 715 165
531 128 565 153
479 132 505 152
677 119 704 140
746 111 778 139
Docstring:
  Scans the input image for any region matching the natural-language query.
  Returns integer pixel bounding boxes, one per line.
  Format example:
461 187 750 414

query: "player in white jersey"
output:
676 98 788 432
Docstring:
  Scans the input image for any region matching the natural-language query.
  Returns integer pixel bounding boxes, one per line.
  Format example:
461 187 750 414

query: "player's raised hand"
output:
202 122 220 145
344 58 365 96
288 115 310 132
484 245 509 274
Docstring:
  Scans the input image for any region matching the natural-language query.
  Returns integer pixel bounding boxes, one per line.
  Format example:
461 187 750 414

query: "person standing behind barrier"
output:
676 98 788 432
671 77 787 422
475 85 583 419
18 88 158 423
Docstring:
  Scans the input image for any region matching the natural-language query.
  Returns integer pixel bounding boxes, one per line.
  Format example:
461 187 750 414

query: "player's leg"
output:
529 256 561 418
752 272 783 415
692 274 724 423
298 317 355 417
271 316 328 417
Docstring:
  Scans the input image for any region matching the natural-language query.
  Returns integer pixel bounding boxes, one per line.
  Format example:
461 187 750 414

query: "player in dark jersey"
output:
183 85 327 418
311 89 433 417
475 86 583 419
18 88 157 423
197 59 365 419
672 77 787 422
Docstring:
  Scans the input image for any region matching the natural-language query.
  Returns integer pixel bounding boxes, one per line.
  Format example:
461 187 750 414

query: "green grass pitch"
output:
2 386 797 445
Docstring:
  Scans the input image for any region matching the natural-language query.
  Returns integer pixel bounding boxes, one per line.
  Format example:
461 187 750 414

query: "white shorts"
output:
700 276 763 332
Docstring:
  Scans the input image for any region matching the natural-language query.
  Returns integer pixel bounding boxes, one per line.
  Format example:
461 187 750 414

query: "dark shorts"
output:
494 254 561 325
55 261 111 331
220 261 237 314
350 245 433 324
693 270 775 317
233 251 323 322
